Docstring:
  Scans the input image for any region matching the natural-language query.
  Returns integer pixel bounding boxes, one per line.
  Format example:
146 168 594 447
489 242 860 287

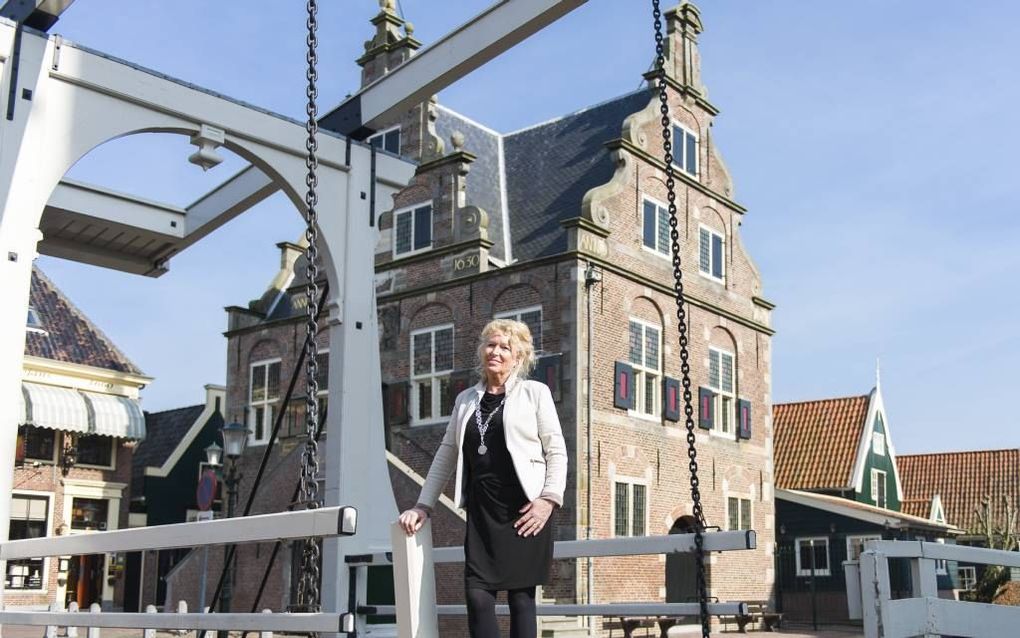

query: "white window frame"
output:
610 476 649 538
410 324 455 426
367 125 401 155
670 120 699 178
708 346 735 437
698 224 725 283
725 494 753 531
7 490 54 593
795 536 831 577
934 538 948 575
872 431 886 456
627 318 662 420
26 306 46 334
249 358 282 446
957 565 977 591
640 195 672 260
494 306 543 354
391 200 434 258
871 468 888 508
846 534 882 562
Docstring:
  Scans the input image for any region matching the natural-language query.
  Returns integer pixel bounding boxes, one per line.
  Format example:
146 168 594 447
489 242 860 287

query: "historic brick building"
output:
167 2 776 634
10 267 150 611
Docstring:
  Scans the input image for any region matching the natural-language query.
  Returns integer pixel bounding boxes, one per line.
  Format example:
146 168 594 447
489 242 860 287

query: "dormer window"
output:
26 307 46 334
368 126 401 155
671 122 698 178
393 202 433 257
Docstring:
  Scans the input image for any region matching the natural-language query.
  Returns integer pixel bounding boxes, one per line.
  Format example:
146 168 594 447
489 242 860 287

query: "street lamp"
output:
204 441 223 468
217 421 248 636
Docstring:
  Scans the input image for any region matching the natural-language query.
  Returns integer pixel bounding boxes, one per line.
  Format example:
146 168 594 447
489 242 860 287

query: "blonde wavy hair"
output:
475 319 537 381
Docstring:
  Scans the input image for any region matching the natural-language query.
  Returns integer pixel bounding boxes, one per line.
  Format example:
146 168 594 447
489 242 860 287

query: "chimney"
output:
664 2 706 96
357 0 422 87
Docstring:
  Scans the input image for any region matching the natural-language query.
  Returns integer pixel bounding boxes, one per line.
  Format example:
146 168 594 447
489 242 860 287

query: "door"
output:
66 554 105 608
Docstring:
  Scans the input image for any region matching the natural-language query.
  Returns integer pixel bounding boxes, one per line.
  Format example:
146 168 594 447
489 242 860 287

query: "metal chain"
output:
651 2 710 637
297 0 323 615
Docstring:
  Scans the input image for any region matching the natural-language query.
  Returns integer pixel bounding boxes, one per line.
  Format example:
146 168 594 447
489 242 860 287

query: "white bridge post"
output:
390 521 439 638
86 604 101 638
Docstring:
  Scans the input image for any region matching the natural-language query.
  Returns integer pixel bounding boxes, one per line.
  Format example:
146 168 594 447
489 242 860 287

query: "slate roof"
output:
25 267 144 375
248 89 654 324
434 105 507 262
898 449 1020 533
131 404 207 498
503 88 652 261
773 394 872 491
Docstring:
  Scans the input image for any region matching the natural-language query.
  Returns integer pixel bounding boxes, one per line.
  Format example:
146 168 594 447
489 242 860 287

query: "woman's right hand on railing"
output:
397 507 428 536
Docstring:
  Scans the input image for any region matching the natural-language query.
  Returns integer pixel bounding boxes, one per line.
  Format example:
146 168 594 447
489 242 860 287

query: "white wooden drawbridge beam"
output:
322 0 588 137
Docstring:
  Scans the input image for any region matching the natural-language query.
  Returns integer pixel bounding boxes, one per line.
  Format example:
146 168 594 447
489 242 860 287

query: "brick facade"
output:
167 2 776 634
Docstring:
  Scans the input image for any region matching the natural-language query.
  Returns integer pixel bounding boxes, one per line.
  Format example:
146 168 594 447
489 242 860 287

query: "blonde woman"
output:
398 319 567 638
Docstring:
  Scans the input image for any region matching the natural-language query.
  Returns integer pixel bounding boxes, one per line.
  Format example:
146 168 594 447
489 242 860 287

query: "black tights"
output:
465 586 536 638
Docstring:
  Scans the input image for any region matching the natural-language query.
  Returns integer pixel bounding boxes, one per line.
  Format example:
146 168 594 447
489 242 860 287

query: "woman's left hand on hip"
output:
515 498 554 537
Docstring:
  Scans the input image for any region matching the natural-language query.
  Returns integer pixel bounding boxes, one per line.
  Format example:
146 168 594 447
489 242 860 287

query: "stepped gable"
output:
434 105 507 261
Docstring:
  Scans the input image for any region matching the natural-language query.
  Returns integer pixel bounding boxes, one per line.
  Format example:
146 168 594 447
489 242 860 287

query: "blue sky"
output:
40 1 1019 454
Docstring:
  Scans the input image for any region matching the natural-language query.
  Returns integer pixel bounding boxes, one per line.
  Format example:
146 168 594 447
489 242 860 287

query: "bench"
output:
604 616 700 637
720 600 783 633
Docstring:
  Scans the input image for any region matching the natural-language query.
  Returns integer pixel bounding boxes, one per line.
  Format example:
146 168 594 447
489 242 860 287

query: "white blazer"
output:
416 375 567 510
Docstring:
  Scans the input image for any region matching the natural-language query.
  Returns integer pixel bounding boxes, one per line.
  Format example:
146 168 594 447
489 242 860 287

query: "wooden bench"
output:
720 600 783 633
604 616 699 637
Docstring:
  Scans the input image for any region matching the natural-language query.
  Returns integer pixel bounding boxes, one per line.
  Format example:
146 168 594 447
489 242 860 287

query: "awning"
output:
80 391 146 440
21 382 90 434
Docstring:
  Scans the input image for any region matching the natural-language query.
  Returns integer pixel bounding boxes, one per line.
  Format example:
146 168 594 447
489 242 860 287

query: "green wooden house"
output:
773 381 959 623
126 385 224 611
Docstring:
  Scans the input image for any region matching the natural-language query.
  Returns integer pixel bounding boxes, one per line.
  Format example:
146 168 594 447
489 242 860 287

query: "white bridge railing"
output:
858 540 1020 638
0 506 359 634
383 522 758 637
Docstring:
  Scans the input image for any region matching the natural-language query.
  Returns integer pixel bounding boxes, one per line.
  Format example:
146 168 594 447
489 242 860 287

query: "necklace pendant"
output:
478 444 488 455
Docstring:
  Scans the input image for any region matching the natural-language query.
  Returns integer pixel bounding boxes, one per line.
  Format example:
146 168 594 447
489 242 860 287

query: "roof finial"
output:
875 357 881 391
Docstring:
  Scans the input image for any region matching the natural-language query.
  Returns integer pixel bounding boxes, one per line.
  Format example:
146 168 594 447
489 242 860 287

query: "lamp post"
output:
197 442 223 610
217 421 248 638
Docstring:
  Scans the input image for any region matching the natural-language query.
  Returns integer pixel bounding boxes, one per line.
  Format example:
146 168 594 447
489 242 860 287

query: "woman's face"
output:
483 332 516 381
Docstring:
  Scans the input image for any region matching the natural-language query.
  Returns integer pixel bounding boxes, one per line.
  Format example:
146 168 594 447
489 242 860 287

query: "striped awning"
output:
19 383 146 440
80 391 146 440
21 382 91 434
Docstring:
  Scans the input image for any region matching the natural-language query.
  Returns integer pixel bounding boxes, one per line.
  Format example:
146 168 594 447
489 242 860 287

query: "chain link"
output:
651 2 710 637
297 0 323 616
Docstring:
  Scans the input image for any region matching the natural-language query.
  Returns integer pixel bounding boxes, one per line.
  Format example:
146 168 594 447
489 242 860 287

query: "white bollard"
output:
390 520 439 638
175 601 188 636
143 604 158 638
259 608 273 638
67 602 79 638
86 603 101 638
45 602 58 638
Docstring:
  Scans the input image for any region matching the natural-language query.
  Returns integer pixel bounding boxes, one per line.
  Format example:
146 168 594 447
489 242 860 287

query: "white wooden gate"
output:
857 540 1020 638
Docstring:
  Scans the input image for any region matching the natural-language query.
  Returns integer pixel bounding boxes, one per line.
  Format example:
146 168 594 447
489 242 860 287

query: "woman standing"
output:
398 319 567 637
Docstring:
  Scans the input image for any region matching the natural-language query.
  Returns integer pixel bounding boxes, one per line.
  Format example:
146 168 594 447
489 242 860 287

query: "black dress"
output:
462 391 554 590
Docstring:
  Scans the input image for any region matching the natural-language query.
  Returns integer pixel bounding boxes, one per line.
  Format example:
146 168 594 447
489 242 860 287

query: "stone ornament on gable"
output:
579 149 631 230
420 97 445 163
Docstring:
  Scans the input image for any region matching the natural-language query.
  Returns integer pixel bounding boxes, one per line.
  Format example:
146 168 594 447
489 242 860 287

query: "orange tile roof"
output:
773 394 871 490
898 449 1020 534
